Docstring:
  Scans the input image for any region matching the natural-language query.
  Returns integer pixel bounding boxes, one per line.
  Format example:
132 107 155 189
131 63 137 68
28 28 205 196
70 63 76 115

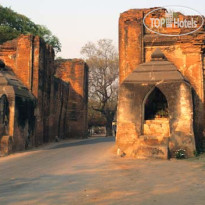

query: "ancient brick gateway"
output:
0 35 88 156
116 8 205 159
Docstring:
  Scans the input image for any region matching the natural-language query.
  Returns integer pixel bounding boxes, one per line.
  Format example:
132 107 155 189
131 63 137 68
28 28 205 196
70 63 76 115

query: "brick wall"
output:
119 8 205 146
55 59 88 138
0 35 88 153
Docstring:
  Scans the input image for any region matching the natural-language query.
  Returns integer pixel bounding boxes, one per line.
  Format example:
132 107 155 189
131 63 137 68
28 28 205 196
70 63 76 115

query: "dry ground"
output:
0 137 205 205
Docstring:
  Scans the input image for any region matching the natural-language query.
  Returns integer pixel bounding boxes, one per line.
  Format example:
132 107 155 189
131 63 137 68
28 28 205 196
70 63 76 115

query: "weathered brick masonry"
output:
0 35 88 155
55 59 88 138
117 8 205 159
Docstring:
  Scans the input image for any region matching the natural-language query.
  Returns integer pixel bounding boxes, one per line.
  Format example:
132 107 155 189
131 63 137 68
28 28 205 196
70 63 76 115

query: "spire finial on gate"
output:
151 48 167 61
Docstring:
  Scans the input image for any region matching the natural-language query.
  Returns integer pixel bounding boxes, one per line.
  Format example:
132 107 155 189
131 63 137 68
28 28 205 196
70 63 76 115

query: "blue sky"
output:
0 0 204 58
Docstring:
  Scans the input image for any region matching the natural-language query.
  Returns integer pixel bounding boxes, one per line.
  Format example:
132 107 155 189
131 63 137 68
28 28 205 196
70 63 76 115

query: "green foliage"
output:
156 109 169 118
0 25 20 44
193 146 205 157
55 56 63 60
194 150 200 157
175 149 186 159
0 5 61 53
36 25 61 53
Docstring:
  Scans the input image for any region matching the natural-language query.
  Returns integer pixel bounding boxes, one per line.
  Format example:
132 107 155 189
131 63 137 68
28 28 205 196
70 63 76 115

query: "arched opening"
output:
0 95 9 136
145 87 168 120
143 87 170 137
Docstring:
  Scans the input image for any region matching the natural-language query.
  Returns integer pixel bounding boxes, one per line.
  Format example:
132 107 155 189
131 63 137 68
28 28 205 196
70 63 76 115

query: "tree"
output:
88 99 107 128
35 25 61 53
81 39 119 136
0 5 61 53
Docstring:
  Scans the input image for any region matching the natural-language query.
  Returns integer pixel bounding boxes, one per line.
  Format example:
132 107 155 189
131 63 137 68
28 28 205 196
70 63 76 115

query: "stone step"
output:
144 118 169 124
139 135 169 146
134 144 168 160
143 120 170 137
135 135 169 159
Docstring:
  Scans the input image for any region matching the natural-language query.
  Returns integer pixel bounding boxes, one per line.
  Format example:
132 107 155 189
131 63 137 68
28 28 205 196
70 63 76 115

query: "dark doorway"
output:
0 95 9 135
145 87 168 120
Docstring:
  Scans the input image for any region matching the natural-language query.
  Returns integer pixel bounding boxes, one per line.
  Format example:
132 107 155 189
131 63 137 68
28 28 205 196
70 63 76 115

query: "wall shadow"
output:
47 136 115 150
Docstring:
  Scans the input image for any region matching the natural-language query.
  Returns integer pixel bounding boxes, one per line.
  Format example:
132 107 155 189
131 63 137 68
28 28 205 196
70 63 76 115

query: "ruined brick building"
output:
0 35 88 155
116 8 205 159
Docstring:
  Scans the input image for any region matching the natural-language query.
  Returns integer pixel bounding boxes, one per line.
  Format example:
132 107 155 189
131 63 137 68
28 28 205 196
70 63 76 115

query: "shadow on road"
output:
48 136 115 150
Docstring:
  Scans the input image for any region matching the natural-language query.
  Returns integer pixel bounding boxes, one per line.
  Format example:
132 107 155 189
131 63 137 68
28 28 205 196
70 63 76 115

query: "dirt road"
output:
0 137 205 205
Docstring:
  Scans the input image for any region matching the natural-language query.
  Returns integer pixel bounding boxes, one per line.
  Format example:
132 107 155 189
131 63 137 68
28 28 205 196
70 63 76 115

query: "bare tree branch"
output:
81 39 119 136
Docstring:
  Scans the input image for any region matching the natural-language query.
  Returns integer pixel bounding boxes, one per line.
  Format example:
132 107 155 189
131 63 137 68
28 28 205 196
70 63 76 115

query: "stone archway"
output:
144 87 168 120
117 48 196 158
0 95 9 136
143 87 170 137
0 94 13 156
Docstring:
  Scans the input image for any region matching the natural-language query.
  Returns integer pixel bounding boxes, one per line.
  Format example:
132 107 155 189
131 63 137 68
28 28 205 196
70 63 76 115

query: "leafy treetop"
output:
0 5 61 53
